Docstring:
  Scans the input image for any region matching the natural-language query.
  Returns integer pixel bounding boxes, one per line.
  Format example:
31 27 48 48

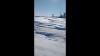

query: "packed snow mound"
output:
35 17 65 24
34 17 66 30
35 17 51 23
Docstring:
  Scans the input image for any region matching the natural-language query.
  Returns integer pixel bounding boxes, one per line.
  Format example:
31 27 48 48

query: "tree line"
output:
52 12 66 18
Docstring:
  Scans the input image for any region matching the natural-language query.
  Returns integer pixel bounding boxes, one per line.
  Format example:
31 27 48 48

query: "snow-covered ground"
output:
34 17 66 56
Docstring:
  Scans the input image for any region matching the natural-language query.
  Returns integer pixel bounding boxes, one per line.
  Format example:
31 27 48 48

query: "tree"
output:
58 12 66 18
63 12 66 18
52 14 54 17
58 13 63 18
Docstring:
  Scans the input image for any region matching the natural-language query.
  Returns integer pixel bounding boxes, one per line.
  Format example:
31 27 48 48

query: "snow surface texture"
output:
34 17 66 56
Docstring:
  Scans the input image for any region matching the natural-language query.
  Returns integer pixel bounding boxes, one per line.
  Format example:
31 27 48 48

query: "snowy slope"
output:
34 17 66 56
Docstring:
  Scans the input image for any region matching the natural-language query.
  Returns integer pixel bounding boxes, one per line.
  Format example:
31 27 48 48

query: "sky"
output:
34 0 66 16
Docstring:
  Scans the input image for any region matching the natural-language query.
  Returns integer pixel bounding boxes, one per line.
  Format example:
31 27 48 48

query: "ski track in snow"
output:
34 17 66 56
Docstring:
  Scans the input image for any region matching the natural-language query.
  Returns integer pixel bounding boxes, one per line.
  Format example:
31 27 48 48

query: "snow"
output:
34 34 66 56
34 17 66 56
34 17 51 23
